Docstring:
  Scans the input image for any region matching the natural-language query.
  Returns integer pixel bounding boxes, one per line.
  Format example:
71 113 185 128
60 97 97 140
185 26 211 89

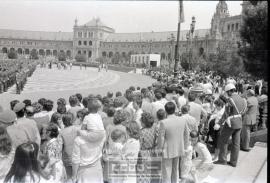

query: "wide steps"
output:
199 142 267 183
224 142 267 183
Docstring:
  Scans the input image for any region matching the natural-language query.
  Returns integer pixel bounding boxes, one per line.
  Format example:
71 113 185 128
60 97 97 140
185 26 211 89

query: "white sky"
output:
0 0 243 33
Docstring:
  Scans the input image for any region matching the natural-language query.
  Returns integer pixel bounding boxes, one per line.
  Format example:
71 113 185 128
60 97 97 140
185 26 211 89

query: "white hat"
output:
225 83 236 92
205 89 212 95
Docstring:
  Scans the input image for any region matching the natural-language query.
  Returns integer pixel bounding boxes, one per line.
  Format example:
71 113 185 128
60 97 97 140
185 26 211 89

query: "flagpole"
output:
173 0 182 78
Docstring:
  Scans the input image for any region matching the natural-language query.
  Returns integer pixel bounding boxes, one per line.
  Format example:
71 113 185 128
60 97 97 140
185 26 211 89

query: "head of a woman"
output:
62 112 73 127
46 123 59 139
0 126 12 156
50 112 62 127
126 121 140 140
141 112 154 128
4 142 40 183
113 110 128 125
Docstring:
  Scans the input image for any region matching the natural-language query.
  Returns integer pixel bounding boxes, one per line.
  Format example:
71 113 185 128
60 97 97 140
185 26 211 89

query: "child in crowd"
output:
104 129 126 183
190 130 213 174
122 121 140 183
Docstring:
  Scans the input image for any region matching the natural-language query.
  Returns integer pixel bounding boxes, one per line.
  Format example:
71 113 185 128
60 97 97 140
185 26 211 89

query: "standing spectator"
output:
241 89 258 151
67 95 82 122
188 93 207 133
102 107 115 130
4 142 48 183
0 110 29 148
0 126 15 182
177 88 187 110
180 105 198 132
137 112 159 183
60 113 80 179
133 95 143 129
43 123 66 182
122 121 140 183
13 102 41 146
160 102 189 183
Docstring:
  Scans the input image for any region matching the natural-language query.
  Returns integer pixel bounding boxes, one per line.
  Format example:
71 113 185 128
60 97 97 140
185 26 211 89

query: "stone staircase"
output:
199 142 267 183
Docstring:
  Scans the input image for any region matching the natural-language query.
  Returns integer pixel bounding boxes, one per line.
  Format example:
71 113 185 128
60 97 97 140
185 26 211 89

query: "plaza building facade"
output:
0 1 250 64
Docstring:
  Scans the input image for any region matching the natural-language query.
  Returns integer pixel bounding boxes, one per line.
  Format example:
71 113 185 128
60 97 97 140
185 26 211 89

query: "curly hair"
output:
57 98 66 106
32 102 43 113
126 121 140 140
141 112 154 128
113 110 128 125
46 123 59 138
0 126 12 155
113 96 128 108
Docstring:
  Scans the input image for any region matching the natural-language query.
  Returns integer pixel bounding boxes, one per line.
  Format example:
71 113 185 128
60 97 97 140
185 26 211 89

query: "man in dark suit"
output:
214 83 247 167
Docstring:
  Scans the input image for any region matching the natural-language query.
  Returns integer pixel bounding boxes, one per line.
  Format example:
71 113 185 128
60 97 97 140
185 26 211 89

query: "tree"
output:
239 1 268 80
75 54 87 62
7 50 18 59
95 57 109 64
58 52 66 61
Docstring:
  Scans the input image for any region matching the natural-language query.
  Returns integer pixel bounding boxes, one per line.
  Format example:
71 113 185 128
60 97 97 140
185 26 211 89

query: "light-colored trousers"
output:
162 157 179 183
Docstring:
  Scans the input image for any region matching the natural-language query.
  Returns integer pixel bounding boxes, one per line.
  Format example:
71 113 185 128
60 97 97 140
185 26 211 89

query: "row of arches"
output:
101 51 172 60
1 47 72 57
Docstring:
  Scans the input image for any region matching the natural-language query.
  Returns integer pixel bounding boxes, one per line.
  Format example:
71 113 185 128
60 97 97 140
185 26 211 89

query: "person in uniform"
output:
214 83 247 167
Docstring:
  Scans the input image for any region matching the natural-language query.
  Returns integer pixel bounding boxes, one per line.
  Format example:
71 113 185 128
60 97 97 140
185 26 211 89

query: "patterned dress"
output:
44 137 67 182
138 124 160 183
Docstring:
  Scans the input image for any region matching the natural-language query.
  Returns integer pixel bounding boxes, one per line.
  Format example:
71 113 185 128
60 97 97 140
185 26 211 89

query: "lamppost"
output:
167 33 175 69
187 16 196 70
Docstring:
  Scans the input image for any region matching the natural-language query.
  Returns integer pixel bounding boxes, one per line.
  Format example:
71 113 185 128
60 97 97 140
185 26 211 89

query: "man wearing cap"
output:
13 102 41 146
214 83 247 167
240 89 258 151
0 110 29 148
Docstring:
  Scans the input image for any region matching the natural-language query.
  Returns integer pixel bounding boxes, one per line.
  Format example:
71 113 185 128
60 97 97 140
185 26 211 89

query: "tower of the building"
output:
210 0 229 39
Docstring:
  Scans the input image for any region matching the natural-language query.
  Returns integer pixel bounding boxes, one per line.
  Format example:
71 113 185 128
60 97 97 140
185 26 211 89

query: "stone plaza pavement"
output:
0 65 155 110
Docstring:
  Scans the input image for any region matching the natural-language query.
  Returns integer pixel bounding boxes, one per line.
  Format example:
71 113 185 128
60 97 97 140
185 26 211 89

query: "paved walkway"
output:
0 66 155 110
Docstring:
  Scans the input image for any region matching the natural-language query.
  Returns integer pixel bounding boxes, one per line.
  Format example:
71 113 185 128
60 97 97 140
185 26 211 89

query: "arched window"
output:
88 51 92 58
78 41 81 46
231 24 234 31
236 23 239 30
102 51 107 57
84 41 87 46
53 50 57 56
228 25 230 31
2 47 8 53
25 49 29 55
109 52 113 58
78 50 81 54
17 48 23 54
89 41 92 46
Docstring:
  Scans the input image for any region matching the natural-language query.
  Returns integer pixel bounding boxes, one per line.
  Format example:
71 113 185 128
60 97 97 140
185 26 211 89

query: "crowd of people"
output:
0 67 268 183
0 59 37 94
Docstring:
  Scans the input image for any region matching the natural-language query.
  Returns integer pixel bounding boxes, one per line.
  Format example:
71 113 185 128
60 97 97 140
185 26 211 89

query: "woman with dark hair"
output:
43 123 66 182
0 126 14 181
137 112 160 183
50 112 64 131
4 142 47 183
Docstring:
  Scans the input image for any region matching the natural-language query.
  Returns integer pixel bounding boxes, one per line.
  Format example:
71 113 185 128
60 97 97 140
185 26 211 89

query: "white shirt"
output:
178 96 187 109
72 136 104 166
83 113 104 131
194 142 212 164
